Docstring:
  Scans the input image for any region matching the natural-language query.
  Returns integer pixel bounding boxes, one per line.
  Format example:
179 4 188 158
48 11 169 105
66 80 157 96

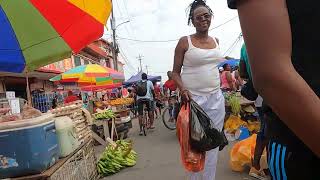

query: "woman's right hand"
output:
181 89 192 103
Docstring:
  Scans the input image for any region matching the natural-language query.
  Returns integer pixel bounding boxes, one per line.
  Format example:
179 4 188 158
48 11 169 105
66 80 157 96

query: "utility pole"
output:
137 54 143 72
111 0 118 70
145 65 149 74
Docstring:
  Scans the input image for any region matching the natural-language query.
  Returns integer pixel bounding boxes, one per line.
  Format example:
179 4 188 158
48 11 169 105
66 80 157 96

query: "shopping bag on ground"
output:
229 134 268 172
176 104 205 172
189 100 224 152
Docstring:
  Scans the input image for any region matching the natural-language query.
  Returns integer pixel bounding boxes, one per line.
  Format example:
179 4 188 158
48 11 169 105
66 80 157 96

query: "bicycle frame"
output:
141 103 150 136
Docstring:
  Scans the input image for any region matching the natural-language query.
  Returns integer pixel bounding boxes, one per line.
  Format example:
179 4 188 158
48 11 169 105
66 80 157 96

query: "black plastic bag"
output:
189 100 224 152
241 79 258 101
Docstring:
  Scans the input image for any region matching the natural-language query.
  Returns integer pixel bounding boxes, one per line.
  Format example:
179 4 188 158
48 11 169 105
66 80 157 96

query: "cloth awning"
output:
123 71 161 86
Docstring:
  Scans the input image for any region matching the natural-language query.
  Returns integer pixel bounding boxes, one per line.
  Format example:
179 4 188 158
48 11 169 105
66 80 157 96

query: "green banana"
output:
97 141 138 177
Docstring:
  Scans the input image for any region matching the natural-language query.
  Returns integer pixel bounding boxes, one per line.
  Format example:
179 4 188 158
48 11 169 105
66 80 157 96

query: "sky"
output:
103 0 243 81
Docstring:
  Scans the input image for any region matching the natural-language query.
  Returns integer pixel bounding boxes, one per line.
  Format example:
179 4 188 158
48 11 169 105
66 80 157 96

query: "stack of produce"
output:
49 101 93 144
109 98 134 106
93 109 115 120
225 93 241 115
97 140 137 176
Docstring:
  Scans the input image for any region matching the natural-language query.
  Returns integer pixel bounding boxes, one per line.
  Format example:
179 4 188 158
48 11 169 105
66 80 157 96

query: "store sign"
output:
39 63 62 73
64 58 73 71
42 64 55 70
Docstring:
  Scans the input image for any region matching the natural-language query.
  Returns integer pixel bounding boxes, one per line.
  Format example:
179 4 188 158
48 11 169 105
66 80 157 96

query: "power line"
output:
223 38 240 56
117 44 137 71
118 45 137 73
223 33 242 56
116 16 238 43
122 0 137 39
209 16 238 31
115 0 124 19
117 36 178 43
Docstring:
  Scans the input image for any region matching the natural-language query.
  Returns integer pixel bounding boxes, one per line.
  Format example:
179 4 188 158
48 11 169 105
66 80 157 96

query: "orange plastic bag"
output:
229 134 268 172
176 104 205 172
230 134 257 172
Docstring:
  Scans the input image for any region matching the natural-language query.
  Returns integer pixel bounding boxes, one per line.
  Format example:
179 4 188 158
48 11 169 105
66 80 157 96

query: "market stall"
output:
223 92 259 141
0 99 98 179
0 1 115 179
91 98 134 145
223 92 267 178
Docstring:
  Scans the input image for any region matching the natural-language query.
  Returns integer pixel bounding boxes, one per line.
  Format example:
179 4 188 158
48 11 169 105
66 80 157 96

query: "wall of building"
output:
0 80 5 93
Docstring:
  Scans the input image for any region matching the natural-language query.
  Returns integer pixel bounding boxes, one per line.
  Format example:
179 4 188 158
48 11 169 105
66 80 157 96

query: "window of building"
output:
74 56 81 67
105 59 111 68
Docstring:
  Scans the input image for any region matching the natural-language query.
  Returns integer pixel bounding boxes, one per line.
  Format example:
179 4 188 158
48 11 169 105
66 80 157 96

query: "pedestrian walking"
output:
172 0 225 179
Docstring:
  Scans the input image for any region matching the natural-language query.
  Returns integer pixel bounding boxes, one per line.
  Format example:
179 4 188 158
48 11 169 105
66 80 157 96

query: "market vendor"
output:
64 91 79 104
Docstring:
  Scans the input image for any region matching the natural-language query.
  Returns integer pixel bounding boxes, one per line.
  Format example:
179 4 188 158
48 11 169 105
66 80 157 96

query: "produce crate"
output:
50 140 98 180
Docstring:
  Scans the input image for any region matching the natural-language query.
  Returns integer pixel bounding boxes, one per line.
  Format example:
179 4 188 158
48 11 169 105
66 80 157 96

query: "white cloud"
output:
104 0 242 80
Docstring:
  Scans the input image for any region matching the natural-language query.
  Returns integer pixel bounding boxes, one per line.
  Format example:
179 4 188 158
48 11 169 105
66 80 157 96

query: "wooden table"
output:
91 108 131 146
91 118 115 146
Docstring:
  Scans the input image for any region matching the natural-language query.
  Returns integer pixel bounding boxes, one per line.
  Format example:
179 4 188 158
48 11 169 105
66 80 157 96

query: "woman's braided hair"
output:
186 0 213 25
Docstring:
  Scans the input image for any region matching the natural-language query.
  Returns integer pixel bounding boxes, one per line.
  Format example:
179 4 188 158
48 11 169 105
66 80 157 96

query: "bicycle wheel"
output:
143 115 147 136
162 107 176 130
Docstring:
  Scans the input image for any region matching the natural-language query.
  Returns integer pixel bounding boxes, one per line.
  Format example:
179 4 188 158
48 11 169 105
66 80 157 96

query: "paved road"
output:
97 115 255 180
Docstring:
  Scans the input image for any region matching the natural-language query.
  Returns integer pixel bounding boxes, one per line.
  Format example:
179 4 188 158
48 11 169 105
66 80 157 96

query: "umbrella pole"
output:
26 72 32 105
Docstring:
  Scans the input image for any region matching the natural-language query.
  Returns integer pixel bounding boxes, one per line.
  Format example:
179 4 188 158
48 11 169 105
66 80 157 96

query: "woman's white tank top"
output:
181 36 224 96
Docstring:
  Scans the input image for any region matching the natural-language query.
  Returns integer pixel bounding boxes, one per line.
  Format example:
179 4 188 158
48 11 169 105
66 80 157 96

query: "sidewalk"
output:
96 116 255 180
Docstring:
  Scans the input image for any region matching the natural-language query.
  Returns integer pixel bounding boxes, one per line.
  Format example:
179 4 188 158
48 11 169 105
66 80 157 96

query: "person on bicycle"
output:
164 71 177 95
136 73 155 135
153 81 162 118
164 71 178 121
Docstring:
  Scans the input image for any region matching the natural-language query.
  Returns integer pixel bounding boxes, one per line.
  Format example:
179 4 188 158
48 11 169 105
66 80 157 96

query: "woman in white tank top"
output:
172 1 225 180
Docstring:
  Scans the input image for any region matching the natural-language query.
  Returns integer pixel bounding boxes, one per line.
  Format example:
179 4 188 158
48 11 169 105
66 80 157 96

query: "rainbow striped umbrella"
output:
0 0 112 73
50 64 125 86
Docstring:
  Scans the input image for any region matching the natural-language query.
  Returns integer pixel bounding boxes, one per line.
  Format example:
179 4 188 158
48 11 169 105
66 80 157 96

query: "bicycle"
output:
162 95 180 130
141 101 150 136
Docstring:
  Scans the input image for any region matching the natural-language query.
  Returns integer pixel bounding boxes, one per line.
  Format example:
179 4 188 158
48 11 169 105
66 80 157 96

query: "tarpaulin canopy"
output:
0 0 112 73
123 71 162 86
218 59 240 69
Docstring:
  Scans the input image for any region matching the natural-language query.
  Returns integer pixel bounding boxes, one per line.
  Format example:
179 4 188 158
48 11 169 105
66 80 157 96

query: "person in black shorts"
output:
227 0 320 179
136 73 155 135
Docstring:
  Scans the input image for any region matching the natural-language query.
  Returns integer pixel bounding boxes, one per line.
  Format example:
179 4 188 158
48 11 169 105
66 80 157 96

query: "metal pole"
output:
25 72 32 105
111 0 118 71
137 54 143 72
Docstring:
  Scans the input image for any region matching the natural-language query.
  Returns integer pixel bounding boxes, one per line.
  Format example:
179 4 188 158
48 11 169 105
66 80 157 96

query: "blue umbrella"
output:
218 59 240 68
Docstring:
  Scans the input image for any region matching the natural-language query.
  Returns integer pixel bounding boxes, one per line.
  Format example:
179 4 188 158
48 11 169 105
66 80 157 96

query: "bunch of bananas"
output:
97 140 138 176
93 109 115 120
109 98 134 106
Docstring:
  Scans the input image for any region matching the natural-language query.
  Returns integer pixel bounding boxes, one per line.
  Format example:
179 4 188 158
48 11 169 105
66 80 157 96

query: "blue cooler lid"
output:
0 113 55 132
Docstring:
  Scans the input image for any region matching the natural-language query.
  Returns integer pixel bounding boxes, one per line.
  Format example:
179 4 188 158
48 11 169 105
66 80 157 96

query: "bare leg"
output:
154 108 158 119
148 111 155 128
138 115 143 131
